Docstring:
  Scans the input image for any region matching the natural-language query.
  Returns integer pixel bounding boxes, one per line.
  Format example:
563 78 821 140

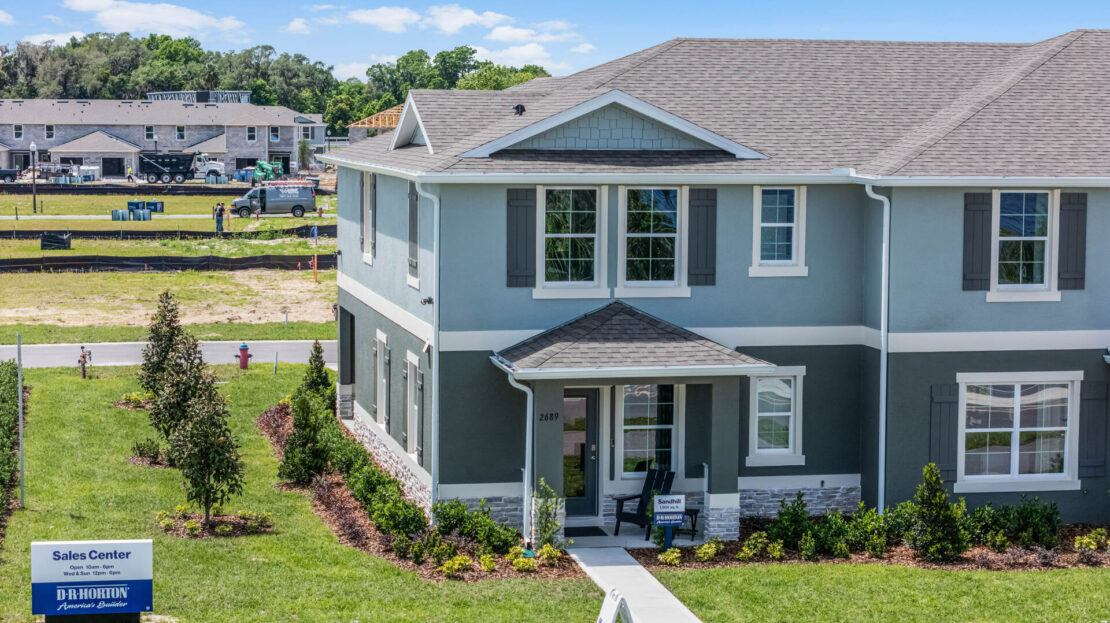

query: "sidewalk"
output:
0 339 336 368
570 547 701 623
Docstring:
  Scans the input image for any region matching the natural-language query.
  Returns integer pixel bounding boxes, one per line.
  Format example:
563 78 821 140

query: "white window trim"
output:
13 125 22 140
44 125 54 140
746 366 806 466
405 351 420 455
533 184 610 299
246 126 256 142
175 126 185 141
954 370 1082 493
375 330 388 427
144 126 154 140
615 185 691 298
361 171 374 266
987 189 1061 302
270 126 280 142
614 384 685 480
749 185 809 277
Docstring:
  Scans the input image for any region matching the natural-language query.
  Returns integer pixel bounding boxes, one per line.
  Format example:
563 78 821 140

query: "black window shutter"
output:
1079 381 1108 479
369 173 377 256
688 188 717 286
1058 192 1087 290
962 193 992 291
929 384 959 482
506 188 537 287
408 182 418 278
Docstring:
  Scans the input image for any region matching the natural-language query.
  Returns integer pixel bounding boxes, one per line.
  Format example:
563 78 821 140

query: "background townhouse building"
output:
0 94 324 177
321 30 1110 540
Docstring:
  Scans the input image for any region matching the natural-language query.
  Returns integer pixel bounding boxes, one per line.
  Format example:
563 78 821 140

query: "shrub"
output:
1011 496 1060 549
459 503 517 554
237 510 273 533
438 555 472 579
184 519 200 537
907 463 969 563
883 501 917 545
174 504 189 519
131 438 162 462
210 502 224 517
158 518 175 532
966 504 1005 545
310 473 336 506
335 505 366 543
536 543 562 566
865 534 886 558
348 463 394 506
410 541 426 565
846 503 886 551
326 436 368 476
278 392 329 484
986 529 1009 553
657 548 682 567
533 478 566 548
695 537 724 562
155 510 169 523
812 510 849 555
0 360 21 514
432 499 469 537
736 532 770 562
391 534 412 559
301 340 333 400
512 557 537 572
506 546 525 561
1075 532 1104 565
214 524 232 536
799 531 818 561
120 391 152 409
370 487 428 537
479 554 496 572
768 492 811 549
832 541 850 559
767 540 785 561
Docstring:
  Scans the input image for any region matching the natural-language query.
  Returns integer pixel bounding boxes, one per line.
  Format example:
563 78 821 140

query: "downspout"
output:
865 184 891 513
491 356 534 542
414 181 441 510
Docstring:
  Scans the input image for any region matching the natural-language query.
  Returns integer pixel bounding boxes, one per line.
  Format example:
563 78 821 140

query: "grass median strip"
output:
0 215 334 233
0 194 242 217
0 237 337 258
0 365 600 622
0 321 336 344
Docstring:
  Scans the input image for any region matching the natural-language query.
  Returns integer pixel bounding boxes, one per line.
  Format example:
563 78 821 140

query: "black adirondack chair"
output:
613 468 675 539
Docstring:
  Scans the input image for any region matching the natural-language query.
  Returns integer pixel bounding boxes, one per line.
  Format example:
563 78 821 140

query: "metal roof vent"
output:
512 104 526 116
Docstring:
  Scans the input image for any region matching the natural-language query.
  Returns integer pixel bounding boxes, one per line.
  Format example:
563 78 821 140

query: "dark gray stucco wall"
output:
338 288 431 468
886 349 1109 523
858 346 881 507
438 351 526 484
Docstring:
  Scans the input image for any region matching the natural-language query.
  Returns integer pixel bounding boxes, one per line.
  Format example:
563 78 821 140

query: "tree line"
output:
0 33 549 136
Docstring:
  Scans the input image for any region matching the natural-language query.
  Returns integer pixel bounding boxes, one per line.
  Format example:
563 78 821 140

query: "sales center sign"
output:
31 540 152 616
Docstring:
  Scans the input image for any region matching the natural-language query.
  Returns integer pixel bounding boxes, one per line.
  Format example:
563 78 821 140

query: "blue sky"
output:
0 1 1107 80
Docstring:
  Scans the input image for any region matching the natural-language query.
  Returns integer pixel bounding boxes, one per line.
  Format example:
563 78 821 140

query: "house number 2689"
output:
539 412 560 422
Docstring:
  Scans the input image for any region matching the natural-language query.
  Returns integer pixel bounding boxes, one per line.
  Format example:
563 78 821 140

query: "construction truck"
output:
138 152 225 183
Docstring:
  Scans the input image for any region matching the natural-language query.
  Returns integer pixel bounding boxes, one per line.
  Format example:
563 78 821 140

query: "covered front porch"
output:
492 301 775 542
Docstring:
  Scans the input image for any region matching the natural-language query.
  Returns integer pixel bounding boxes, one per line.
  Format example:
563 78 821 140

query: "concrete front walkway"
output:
570 547 700 623
0 339 337 368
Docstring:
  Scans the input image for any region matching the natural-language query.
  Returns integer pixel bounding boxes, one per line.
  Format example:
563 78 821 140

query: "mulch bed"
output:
159 512 273 539
630 519 1110 571
113 400 151 411
256 404 583 582
127 454 170 468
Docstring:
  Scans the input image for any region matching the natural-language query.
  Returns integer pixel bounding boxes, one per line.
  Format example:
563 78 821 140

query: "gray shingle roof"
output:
496 301 770 373
0 99 322 127
49 130 140 153
331 30 1110 178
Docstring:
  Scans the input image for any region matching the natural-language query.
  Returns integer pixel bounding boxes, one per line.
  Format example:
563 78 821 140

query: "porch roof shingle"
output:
495 301 770 376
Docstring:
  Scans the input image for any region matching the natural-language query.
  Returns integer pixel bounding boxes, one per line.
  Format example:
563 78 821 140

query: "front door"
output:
563 389 599 516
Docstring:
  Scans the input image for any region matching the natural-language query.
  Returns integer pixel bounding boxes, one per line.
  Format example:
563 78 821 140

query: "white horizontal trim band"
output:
891 330 1110 353
338 274 433 343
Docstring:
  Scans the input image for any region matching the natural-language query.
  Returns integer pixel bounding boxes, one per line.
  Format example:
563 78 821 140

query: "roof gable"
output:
389 96 434 154
184 133 227 154
460 90 766 159
50 130 140 153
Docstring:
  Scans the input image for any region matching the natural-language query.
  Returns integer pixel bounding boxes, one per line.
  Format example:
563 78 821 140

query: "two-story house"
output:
320 30 1110 541
0 98 325 177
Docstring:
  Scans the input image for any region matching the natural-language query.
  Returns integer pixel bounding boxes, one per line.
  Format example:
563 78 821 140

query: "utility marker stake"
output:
274 351 278 375
16 334 24 507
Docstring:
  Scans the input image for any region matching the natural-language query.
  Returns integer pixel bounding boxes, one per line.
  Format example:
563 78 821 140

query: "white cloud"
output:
62 0 243 37
0 10 13 25
314 16 341 24
333 55 397 80
283 17 311 34
570 43 595 53
23 31 86 45
536 20 573 31
308 3 337 9
474 43 569 71
44 14 64 23
347 6 420 33
485 25 579 43
422 4 509 34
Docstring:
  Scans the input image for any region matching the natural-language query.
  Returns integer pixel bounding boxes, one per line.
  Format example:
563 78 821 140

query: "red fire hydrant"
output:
235 343 253 369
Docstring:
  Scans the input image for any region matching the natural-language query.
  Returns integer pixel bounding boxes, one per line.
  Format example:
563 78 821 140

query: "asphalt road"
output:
0 340 337 369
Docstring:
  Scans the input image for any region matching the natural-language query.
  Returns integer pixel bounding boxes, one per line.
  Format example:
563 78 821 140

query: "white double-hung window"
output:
534 186 607 298
620 384 677 477
616 186 689 297
955 371 1082 493
746 367 805 466
750 186 808 277
989 190 1060 301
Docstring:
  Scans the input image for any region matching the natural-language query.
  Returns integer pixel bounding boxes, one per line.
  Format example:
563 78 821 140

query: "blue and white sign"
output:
653 495 685 528
31 540 152 616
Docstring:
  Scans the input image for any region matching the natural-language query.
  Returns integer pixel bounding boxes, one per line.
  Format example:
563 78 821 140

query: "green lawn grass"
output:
0 236 337 258
0 194 242 216
0 321 335 344
0 365 601 622
0 215 334 232
655 563 1110 622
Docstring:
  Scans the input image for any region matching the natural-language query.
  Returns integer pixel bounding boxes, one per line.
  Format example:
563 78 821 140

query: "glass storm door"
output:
563 389 599 516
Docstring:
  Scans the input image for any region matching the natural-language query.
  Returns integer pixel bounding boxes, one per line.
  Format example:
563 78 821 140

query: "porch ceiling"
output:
493 301 773 380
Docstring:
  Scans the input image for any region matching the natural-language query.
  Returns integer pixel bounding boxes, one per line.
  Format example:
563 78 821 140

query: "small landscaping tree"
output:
278 391 329 484
170 384 245 526
301 340 331 397
532 477 565 548
148 333 210 452
907 462 969 562
139 291 184 395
